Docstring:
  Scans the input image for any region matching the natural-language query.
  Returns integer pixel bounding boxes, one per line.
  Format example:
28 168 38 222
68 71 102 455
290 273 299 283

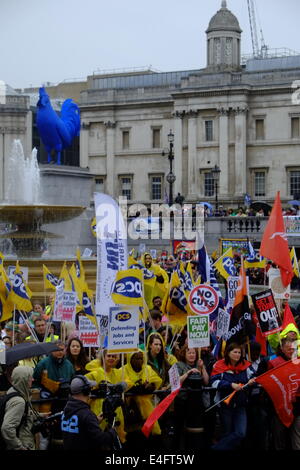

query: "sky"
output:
1 0 300 89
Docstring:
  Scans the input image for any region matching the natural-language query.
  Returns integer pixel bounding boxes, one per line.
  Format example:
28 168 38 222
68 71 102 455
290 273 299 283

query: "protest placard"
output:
188 285 218 315
216 308 231 339
107 306 139 352
168 364 181 392
61 291 77 322
252 289 282 336
79 316 100 347
53 280 64 322
187 315 210 348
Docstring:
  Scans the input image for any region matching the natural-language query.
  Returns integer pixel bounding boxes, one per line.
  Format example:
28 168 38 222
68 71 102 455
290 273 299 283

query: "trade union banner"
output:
251 289 282 336
94 193 128 325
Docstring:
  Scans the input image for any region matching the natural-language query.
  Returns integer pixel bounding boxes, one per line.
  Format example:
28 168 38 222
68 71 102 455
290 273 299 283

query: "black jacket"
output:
62 397 113 451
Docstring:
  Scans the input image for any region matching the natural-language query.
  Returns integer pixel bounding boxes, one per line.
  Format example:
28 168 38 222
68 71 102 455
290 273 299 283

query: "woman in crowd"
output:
210 342 256 450
146 332 171 388
173 345 209 449
66 337 89 375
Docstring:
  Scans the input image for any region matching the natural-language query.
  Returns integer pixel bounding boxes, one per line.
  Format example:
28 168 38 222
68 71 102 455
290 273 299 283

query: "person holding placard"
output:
173 345 209 450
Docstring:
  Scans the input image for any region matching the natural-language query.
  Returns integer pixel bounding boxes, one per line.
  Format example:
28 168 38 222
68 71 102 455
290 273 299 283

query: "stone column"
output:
80 122 90 168
104 120 116 197
187 110 198 200
218 106 229 197
234 106 248 196
173 111 185 196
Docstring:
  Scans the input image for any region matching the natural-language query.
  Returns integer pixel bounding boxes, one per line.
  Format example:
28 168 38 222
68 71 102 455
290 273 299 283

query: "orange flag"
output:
260 191 293 287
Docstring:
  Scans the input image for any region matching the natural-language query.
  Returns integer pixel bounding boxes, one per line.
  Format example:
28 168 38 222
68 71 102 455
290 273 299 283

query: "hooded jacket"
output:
1 366 35 450
268 323 300 354
141 253 169 308
124 350 162 435
62 397 113 451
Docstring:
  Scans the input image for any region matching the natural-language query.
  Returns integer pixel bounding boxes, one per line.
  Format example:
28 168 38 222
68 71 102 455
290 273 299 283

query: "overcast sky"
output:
1 0 300 89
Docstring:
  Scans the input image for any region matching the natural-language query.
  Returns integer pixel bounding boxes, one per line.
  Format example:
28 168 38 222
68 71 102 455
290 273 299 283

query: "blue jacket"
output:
210 368 254 408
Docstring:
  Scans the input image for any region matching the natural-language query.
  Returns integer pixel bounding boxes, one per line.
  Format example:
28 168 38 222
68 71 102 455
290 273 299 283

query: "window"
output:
204 172 214 197
120 176 132 200
289 170 300 197
255 119 265 140
291 117 300 138
254 171 266 197
122 130 130 149
152 128 161 148
205 120 213 141
150 175 163 200
95 176 105 193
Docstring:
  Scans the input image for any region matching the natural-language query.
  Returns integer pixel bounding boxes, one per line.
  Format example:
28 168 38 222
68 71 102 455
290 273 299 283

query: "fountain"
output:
0 140 86 257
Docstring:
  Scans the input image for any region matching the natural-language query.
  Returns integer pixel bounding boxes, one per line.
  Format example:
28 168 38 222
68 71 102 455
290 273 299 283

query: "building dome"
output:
206 1 242 34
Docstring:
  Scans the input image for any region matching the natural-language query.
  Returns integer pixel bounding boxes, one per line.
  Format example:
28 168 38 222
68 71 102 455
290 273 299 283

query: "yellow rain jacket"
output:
142 253 169 308
124 350 162 435
85 366 129 443
268 323 300 355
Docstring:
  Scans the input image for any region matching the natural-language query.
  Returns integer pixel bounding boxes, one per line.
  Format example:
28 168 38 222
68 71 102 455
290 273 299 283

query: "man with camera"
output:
61 375 116 451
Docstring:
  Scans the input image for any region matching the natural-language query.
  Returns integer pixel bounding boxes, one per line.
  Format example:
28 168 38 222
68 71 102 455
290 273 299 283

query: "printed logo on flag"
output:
82 292 93 315
46 273 59 286
12 274 30 300
114 277 142 298
223 257 236 276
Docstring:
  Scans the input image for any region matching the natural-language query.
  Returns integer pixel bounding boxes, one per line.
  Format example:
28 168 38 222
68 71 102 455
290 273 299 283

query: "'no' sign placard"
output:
188 284 219 315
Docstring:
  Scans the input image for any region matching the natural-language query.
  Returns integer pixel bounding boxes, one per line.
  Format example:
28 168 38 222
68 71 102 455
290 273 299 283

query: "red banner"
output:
256 359 300 427
141 388 180 437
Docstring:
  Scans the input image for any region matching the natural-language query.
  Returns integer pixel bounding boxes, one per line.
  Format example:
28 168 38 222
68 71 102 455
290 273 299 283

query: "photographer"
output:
61 375 114 451
1 366 36 450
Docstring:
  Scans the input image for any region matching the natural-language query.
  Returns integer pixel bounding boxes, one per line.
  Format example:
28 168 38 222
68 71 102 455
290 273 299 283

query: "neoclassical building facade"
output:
78 1 300 208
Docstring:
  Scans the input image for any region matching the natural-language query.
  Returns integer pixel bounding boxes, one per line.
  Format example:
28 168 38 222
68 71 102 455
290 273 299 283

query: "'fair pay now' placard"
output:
187 315 210 348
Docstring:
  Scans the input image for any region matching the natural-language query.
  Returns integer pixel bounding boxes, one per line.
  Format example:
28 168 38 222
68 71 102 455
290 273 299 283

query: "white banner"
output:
79 316 100 347
94 193 128 322
227 276 239 310
107 306 139 352
61 291 77 322
268 268 291 299
53 280 65 322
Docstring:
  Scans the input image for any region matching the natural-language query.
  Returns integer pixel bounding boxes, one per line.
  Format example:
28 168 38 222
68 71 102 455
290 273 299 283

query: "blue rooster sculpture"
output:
36 87 80 165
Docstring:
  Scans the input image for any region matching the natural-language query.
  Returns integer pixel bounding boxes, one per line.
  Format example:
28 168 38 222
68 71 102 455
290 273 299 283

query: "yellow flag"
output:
43 264 59 290
290 247 300 278
6 261 32 312
213 248 237 280
111 269 143 306
163 271 187 328
59 261 73 292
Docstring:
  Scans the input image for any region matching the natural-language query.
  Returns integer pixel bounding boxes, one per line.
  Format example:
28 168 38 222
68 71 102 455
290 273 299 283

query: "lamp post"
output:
163 130 176 206
211 164 221 211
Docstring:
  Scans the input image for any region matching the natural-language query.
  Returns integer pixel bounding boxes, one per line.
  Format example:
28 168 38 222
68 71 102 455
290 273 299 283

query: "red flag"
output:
259 191 293 287
141 388 180 437
252 310 267 356
282 302 298 330
256 358 300 427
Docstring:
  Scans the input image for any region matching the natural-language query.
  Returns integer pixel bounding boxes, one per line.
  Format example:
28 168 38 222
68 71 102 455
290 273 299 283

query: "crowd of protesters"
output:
0 253 299 452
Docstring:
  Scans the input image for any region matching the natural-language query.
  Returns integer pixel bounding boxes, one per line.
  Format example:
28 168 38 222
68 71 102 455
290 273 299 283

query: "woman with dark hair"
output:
146 332 171 388
210 342 256 450
66 337 89 375
173 345 209 449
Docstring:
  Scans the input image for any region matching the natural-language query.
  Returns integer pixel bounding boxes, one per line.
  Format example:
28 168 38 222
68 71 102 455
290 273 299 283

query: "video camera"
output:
32 411 63 438
90 383 124 427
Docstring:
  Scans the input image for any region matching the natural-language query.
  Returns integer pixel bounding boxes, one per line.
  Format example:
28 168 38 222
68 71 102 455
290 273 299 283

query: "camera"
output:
90 383 124 427
32 411 63 438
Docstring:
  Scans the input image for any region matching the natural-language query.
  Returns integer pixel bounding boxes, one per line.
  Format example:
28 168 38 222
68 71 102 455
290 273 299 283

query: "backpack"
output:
0 392 29 449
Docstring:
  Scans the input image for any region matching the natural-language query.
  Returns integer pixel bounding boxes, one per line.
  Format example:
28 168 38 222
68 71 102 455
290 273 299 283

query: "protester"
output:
146 333 171 388
124 350 162 441
61 375 114 451
210 342 256 450
267 338 300 450
65 337 89 375
26 316 59 343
